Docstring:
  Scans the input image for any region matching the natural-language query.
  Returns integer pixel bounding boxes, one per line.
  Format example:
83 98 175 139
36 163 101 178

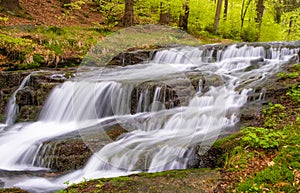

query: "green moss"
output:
287 85 300 104
276 71 299 79
17 62 41 70
46 26 66 36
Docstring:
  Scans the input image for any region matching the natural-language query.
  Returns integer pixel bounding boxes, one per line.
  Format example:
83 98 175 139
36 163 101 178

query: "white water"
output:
0 43 299 192
4 74 31 126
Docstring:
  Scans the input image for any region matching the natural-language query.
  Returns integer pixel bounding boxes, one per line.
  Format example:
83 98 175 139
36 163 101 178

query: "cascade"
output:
4 74 31 126
0 43 299 192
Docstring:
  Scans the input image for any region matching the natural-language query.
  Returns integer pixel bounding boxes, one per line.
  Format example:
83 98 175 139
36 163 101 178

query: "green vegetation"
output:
276 72 299 79
287 85 300 104
236 118 300 192
214 64 300 192
88 0 300 41
241 127 284 149
0 26 111 70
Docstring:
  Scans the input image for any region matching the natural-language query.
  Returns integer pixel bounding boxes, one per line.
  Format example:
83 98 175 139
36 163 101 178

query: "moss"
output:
276 71 299 79
57 168 219 193
46 26 66 36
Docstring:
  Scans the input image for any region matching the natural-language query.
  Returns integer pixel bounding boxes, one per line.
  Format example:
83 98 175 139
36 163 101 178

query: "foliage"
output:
94 0 124 27
64 0 86 10
241 127 284 149
293 64 300 71
240 26 258 42
86 0 300 42
262 103 286 128
276 71 299 79
214 78 300 192
287 85 300 104
236 119 300 192
0 16 8 22
0 25 107 70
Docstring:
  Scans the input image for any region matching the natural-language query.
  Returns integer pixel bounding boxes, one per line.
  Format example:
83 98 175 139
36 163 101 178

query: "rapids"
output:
0 42 299 192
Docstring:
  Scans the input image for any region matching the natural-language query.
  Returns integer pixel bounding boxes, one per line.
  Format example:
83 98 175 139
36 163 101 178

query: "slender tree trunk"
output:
122 0 134 26
255 0 265 39
223 0 228 21
179 0 190 31
214 0 223 33
240 0 252 30
159 2 170 24
287 16 293 38
1 0 21 11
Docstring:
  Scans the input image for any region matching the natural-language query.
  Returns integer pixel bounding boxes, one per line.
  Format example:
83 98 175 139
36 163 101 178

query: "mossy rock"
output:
58 169 221 193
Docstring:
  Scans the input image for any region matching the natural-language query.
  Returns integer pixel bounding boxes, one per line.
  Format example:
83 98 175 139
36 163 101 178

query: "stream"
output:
0 41 299 192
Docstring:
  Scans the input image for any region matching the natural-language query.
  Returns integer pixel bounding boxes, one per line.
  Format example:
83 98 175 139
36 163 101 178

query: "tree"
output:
159 1 170 25
223 0 228 20
213 0 223 33
255 0 265 38
1 0 21 12
179 0 190 31
122 0 134 26
240 0 252 29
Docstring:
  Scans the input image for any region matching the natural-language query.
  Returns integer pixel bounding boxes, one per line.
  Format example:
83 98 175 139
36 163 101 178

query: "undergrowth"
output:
0 25 110 70
217 65 300 192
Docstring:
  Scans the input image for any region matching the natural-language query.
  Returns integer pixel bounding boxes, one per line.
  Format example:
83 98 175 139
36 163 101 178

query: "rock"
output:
0 179 4 188
0 69 77 122
108 50 156 66
36 123 128 172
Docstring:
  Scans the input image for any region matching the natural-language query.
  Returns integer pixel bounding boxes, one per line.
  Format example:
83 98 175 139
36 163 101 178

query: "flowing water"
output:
4 74 31 126
0 42 299 192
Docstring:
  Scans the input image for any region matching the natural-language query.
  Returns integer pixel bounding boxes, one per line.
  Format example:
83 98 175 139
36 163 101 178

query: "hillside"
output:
0 0 104 27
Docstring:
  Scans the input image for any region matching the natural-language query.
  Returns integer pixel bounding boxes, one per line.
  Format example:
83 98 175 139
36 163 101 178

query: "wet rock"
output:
37 123 128 172
239 102 264 127
0 69 76 122
108 50 156 66
0 179 4 188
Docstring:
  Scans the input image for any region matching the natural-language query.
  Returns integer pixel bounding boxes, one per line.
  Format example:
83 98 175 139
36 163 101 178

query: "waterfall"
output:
4 74 31 126
0 42 299 192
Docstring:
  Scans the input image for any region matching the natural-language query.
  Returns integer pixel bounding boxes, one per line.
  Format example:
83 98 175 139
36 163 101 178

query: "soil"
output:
0 0 105 27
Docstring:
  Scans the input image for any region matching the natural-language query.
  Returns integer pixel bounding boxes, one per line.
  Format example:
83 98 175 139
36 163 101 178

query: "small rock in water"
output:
0 179 4 188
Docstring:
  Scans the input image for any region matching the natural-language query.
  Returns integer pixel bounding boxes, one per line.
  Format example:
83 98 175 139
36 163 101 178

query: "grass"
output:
0 25 111 70
215 63 300 192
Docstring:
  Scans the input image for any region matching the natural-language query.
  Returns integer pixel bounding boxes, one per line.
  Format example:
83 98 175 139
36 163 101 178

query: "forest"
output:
0 0 300 193
1 0 300 42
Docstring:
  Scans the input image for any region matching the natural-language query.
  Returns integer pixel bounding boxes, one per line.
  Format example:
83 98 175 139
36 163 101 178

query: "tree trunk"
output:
122 0 134 27
159 2 170 24
179 0 189 31
1 0 21 12
240 0 252 30
255 0 265 39
214 0 223 33
223 0 228 20
287 16 293 38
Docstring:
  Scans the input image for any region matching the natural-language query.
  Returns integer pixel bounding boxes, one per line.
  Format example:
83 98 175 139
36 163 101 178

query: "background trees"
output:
1 0 298 41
